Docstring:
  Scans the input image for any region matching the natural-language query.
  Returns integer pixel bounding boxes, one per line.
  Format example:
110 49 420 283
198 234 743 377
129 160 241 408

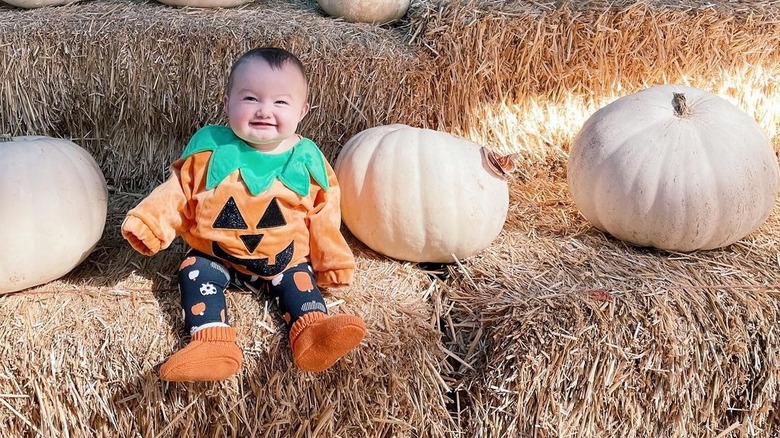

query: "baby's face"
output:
225 58 310 152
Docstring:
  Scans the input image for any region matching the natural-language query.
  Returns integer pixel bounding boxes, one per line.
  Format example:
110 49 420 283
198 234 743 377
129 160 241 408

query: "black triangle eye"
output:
213 197 248 230
257 198 286 228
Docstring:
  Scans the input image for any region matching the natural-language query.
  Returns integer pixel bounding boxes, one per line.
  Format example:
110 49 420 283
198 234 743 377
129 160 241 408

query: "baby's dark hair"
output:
226 47 308 93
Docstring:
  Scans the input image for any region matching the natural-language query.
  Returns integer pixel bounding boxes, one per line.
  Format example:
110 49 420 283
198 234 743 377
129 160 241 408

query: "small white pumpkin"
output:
154 0 249 7
317 0 411 23
567 84 780 251
1 0 76 7
334 124 510 263
0 136 108 294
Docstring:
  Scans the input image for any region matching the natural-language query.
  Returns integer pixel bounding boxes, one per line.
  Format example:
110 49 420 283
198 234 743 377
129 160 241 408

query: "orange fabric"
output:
315 268 354 289
121 150 355 284
289 312 366 372
159 326 242 382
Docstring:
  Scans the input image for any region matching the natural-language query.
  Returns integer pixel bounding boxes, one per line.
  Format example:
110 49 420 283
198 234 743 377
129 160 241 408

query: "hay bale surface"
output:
2 0 779 187
438 171 780 436
0 0 432 189
2 0 780 436
0 208 453 436
409 0 780 163
0 190 455 436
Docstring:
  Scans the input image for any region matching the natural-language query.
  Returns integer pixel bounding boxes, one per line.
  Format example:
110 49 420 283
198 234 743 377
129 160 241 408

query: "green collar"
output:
180 125 329 196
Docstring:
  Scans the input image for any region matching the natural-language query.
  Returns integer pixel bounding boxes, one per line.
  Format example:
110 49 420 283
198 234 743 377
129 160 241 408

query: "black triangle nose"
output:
239 234 264 253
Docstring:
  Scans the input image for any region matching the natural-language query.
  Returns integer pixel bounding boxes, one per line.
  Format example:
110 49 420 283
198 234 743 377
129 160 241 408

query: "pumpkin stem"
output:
480 147 517 179
672 92 691 117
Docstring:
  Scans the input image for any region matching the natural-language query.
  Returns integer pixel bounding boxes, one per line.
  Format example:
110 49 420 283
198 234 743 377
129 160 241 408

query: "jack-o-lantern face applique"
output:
210 196 294 276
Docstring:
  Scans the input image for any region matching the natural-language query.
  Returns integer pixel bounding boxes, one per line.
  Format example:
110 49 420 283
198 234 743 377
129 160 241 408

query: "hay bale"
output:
3 0 780 435
408 0 780 164
0 193 454 436
438 172 780 436
0 0 433 189
3 0 779 188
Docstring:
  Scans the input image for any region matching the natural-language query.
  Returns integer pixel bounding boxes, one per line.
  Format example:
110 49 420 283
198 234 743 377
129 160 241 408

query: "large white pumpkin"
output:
334 124 510 263
317 0 411 23
567 85 780 251
0 136 108 293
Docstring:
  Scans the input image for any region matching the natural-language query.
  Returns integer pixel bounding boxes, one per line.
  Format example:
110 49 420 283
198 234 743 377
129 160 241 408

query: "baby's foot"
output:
289 312 366 372
159 326 242 382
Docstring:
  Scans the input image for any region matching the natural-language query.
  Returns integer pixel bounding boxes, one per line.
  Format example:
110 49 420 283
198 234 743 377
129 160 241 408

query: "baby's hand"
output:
121 216 162 256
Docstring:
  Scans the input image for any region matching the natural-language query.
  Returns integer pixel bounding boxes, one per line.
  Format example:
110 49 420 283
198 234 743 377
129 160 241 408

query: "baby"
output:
122 47 366 381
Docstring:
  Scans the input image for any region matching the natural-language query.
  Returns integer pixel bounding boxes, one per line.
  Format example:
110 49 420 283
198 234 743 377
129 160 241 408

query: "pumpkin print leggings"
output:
177 249 329 334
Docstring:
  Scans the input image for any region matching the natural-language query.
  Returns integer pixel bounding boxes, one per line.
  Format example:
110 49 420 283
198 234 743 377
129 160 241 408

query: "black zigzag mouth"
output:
211 240 294 277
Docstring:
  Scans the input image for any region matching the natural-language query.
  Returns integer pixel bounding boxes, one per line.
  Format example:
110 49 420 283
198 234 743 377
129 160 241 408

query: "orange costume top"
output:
121 125 355 287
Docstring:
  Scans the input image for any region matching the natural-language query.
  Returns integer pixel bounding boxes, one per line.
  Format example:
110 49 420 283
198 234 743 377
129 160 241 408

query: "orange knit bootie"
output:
159 326 243 382
289 312 366 372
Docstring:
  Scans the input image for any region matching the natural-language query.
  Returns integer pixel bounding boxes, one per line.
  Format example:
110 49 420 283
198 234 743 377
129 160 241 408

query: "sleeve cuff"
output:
121 215 163 256
315 268 354 288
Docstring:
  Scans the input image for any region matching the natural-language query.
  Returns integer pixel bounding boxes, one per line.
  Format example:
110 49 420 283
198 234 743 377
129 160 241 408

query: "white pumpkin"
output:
334 124 510 263
155 0 249 7
0 136 108 293
317 0 410 23
1 0 76 7
567 84 780 251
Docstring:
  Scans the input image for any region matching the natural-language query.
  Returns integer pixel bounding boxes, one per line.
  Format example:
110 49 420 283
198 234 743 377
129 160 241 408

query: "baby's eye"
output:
243 96 258 102
275 100 289 105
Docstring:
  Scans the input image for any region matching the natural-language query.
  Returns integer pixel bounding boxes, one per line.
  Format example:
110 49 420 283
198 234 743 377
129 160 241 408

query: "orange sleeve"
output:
121 153 208 256
307 160 356 287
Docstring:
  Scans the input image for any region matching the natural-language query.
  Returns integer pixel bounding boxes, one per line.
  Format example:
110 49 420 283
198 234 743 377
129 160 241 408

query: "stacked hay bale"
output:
1 0 779 436
439 176 780 436
0 2 451 436
0 0 433 189
2 0 778 186
408 0 780 164
0 243 453 436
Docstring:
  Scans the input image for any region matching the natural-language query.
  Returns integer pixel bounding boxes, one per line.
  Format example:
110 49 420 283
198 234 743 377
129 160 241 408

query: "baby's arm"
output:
121 154 205 256
308 160 356 287
122 177 186 256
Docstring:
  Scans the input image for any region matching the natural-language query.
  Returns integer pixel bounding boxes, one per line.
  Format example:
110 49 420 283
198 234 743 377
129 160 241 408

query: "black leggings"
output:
177 249 328 332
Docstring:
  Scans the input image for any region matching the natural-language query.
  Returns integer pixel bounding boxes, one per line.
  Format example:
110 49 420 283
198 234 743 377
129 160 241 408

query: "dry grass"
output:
0 189 454 437
2 0 780 436
438 170 780 436
2 0 779 187
6 169 779 436
0 0 432 190
408 0 780 165
0 230 454 436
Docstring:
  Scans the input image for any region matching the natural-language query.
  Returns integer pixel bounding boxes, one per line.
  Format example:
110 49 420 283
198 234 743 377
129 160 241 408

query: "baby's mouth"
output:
251 121 275 127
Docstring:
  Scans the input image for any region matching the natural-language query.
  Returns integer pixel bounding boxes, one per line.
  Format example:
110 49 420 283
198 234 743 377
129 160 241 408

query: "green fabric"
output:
181 125 329 196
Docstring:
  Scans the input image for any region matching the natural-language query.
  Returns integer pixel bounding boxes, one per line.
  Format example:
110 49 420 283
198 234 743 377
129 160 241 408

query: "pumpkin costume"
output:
122 125 366 380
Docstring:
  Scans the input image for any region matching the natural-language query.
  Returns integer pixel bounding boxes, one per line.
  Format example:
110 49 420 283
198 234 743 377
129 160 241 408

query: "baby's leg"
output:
268 263 366 372
159 250 242 382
